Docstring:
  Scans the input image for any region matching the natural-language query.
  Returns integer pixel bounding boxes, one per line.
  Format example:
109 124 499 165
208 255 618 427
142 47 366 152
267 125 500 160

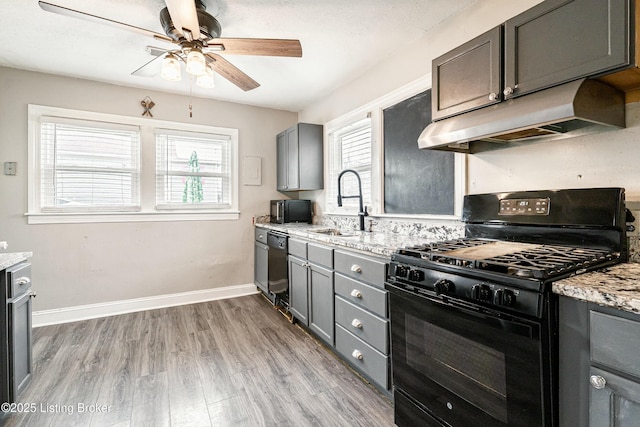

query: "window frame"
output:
323 76 466 219
326 117 373 213
155 129 234 210
27 105 239 224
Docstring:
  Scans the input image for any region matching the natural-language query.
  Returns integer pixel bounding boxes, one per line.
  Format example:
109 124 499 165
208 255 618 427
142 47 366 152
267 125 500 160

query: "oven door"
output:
387 282 553 427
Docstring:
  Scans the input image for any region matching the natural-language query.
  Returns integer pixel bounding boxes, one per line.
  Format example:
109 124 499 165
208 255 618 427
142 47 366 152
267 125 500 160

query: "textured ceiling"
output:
0 0 476 112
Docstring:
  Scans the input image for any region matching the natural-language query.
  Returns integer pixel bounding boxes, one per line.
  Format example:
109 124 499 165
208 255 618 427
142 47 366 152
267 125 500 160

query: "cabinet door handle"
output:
503 86 514 96
351 319 363 329
350 264 362 274
351 350 363 360
488 92 498 101
350 289 363 298
16 277 31 286
590 375 607 390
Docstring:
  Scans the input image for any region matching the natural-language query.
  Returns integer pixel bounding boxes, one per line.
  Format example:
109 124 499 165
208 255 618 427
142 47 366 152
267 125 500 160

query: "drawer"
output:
288 238 307 258
308 243 333 268
334 250 386 288
590 310 640 378
335 273 387 318
254 228 268 244
335 324 389 390
7 263 32 298
335 296 388 354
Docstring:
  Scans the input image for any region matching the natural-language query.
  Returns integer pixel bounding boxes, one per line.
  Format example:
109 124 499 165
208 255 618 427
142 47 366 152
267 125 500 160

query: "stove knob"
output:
408 269 424 282
395 265 408 278
502 289 516 307
472 284 492 302
434 279 454 296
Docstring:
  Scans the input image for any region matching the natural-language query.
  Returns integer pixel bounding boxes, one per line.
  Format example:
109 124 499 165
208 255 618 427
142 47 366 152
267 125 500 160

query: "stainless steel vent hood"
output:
418 79 625 154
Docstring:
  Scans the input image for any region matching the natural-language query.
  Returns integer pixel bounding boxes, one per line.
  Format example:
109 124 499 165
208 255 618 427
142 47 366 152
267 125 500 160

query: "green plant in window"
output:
183 151 204 203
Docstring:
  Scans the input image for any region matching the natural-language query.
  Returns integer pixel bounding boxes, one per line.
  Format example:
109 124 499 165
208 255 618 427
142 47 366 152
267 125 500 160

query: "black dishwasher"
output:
267 231 289 297
1 263 33 404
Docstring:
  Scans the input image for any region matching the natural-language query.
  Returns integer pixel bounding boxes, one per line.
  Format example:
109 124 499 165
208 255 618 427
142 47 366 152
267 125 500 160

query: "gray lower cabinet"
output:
288 255 309 325
1 262 33 404
559 296 640 427
276 123 323 191
287 239 335 345
333 249 389 392
254 229 269 293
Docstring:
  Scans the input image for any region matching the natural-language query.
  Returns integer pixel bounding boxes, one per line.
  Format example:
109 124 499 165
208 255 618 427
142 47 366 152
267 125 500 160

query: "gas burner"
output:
394 238 619 280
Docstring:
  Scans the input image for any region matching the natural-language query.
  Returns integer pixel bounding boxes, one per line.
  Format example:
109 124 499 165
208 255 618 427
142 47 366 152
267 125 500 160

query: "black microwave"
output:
271 200 312 224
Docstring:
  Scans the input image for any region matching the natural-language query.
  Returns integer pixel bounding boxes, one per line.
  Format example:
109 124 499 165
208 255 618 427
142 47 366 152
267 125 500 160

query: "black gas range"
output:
386 188 628 427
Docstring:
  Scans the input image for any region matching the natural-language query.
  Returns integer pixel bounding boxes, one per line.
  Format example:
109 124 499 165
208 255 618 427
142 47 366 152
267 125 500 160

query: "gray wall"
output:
0 67 296 311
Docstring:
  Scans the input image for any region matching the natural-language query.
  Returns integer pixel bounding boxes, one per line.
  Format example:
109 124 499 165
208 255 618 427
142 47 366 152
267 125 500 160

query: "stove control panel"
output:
499 197 550 216
387 263 539 317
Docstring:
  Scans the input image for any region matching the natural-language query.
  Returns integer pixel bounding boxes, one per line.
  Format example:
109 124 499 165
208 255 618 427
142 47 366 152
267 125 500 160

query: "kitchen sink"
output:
309 229 358 237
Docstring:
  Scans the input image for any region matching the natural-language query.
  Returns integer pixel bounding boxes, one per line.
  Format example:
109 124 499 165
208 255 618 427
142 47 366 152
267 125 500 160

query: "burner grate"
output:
396 238 619 279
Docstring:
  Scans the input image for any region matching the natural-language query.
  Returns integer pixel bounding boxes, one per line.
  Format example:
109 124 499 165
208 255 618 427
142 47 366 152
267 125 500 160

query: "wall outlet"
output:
3 162 16 176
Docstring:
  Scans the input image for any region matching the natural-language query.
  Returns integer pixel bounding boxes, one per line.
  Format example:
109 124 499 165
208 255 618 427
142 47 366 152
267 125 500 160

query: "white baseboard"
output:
32 283 260 327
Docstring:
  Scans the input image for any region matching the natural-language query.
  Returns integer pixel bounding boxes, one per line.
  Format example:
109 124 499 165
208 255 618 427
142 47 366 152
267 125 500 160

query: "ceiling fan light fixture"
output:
161 54 181 81
186 49 207 76
196 65 215 89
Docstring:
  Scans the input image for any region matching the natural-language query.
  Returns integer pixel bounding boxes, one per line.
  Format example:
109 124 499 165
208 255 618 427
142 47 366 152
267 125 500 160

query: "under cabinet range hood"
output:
418 79 625 154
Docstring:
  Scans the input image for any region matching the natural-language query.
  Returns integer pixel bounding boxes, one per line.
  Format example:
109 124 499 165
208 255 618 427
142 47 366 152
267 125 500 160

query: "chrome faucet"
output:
337 169 368 231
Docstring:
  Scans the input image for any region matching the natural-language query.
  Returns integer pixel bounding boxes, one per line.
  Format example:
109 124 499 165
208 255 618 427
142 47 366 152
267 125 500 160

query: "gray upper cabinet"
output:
432 26 502 121
276 123 323 191
504 0 630 100
432 0 631 119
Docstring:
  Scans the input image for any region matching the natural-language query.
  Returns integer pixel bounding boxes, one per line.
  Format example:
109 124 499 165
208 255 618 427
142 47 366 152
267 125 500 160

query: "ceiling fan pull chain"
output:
189 78 193 118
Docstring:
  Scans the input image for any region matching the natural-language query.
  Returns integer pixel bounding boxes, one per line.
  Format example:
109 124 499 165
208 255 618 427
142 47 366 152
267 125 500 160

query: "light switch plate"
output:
4 162 16 176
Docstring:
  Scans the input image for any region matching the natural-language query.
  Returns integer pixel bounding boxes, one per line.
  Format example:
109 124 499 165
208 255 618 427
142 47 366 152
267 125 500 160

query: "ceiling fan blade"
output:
205 54 260 91
38 1 174 44
132 54 166 77
208 38 303 57
164 0 201 40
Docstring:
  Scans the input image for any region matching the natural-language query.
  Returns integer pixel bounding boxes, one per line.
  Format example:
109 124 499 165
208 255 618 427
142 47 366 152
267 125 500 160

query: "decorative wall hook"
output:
141 96 155 117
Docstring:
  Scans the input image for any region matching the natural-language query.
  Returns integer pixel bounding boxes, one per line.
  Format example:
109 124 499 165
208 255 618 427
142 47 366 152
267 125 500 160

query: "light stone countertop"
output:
0 252 33 271
255 223 452 258
552 263 640 314
258 223 640 315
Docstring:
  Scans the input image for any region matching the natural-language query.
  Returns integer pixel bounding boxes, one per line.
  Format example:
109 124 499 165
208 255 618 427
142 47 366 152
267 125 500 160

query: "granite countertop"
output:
553 263 640 314
0 252 33 270
255 223 440 258
258 223 640 315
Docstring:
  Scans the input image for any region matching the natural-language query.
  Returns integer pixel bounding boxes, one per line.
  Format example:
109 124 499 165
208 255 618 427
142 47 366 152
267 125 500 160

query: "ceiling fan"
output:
38 0 303 91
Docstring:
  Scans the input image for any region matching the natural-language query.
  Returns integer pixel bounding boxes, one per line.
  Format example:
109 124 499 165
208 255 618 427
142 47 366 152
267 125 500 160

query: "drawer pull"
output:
351 319 363 329
16 277 31 286
351 350 363 360
350 289 363 298
351 264 362 273
590 375 607 390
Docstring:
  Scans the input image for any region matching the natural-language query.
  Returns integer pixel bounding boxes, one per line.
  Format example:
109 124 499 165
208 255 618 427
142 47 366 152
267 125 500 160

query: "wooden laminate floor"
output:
1 294 394 427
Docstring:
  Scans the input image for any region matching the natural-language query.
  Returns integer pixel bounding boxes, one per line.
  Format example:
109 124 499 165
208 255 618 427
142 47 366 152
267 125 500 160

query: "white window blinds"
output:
39 117 140 212
156 130 232 209
328 118 372 210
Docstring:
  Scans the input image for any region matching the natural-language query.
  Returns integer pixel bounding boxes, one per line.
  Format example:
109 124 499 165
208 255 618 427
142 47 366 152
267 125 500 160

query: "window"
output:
327 117 372 212
39 117 140 212
156 130 232 209
28 105 239 224
323 76 465 218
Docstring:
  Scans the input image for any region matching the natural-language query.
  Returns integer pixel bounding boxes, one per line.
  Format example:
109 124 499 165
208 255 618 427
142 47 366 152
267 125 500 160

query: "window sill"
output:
25 211 241 224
